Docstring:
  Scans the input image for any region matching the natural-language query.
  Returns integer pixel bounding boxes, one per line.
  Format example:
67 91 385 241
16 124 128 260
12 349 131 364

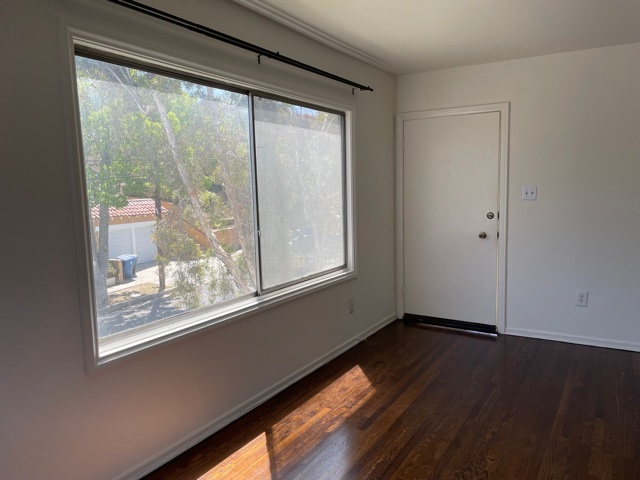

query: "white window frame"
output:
62 27 357 373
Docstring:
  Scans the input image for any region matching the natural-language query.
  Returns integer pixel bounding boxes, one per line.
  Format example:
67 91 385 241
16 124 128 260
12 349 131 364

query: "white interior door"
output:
403 112 500 327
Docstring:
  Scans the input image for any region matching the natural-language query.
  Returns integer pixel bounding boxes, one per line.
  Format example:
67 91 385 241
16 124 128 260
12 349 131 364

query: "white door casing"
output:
395 103 509 333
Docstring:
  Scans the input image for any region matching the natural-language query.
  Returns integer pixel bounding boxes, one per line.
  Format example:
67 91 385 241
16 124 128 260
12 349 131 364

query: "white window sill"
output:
92 267 357 371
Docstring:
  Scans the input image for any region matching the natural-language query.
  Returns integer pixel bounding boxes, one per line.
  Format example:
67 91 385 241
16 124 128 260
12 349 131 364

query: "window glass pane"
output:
254 97 346 290
74 55 256 341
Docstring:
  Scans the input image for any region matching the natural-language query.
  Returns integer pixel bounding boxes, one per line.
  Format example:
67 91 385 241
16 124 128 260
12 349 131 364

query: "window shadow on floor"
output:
141 321 516 479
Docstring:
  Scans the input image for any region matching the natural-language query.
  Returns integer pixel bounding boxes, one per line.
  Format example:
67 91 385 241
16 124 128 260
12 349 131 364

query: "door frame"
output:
395 103 510 333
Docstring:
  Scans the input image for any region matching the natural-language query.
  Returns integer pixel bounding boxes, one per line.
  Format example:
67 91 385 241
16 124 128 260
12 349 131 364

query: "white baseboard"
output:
506 327 640 352
121 313 398 480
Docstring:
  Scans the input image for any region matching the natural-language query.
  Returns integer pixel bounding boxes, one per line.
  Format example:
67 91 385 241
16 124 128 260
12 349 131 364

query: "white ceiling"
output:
234 0 640 74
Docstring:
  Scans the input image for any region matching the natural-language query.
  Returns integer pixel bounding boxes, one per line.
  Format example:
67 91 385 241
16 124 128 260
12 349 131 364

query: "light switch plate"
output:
522 186 537 200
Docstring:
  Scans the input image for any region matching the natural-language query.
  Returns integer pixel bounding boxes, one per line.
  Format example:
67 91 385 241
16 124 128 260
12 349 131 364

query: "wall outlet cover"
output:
576 291 589 307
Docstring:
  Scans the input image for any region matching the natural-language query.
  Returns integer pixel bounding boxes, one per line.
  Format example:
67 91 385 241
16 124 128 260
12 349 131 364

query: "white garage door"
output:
108 227 133 260
134 224 157 263
108 222 157 264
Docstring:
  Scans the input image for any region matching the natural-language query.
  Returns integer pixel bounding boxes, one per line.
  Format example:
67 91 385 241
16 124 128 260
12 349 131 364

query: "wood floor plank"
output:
143 321 640 479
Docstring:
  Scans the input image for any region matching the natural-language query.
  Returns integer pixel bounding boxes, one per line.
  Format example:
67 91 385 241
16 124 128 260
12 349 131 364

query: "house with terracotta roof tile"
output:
90 198 240 264
91 198 168 264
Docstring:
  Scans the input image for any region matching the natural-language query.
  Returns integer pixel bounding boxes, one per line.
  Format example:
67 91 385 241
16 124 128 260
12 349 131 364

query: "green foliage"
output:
107 263 119 278
206 253 236 303
77 55 342 313
153 220 205 309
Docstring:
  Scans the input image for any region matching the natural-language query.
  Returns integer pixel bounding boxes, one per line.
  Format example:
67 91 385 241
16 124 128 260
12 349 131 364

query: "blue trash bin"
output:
118 254 138 279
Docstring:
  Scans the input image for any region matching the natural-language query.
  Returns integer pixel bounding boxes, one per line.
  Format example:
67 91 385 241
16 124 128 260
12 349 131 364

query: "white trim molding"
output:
233 0 391 71
119 313 398 480
507 327 640 353
395 103 510 334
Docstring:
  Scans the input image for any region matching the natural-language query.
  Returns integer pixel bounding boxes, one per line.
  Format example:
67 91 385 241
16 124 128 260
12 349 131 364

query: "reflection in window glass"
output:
254 97 346 290
75 55 255 341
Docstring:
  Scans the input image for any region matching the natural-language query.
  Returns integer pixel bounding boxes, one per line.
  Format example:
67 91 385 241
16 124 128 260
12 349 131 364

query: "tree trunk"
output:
94 203 110 309
152 92 251 294
217 151 257 287
154 190 166 292
205 87 257 287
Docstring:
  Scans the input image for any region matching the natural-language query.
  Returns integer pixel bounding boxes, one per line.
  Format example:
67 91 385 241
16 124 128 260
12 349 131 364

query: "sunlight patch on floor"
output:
198 365 376 478
199 432 271 480
268 365 376 456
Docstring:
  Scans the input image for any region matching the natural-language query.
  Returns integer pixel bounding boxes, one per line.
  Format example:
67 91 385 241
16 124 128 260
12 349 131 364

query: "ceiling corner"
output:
233 0 392 72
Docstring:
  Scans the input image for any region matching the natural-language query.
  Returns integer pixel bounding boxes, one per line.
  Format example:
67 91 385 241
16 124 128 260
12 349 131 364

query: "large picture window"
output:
72 47 351 364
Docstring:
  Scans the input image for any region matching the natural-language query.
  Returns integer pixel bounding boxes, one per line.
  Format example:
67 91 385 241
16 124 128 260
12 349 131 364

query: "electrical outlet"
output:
576 291 589 307
522 185 537 200
348 298 355 314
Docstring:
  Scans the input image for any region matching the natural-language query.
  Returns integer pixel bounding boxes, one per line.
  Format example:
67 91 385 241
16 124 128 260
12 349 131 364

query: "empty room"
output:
1 0 639 478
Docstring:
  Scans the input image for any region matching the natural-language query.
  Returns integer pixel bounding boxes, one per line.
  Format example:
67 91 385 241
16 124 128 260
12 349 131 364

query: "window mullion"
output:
248 93 264 296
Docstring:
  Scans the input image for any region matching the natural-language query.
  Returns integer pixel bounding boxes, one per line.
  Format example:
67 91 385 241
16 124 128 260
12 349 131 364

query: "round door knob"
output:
479 231 487 239
487 212 495 219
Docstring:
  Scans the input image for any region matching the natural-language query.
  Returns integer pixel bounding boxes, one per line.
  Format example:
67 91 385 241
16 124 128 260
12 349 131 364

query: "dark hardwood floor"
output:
144 320 640 479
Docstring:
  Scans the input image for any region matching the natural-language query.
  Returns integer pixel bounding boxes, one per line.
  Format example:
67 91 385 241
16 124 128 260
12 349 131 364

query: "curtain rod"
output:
106 0 374 93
